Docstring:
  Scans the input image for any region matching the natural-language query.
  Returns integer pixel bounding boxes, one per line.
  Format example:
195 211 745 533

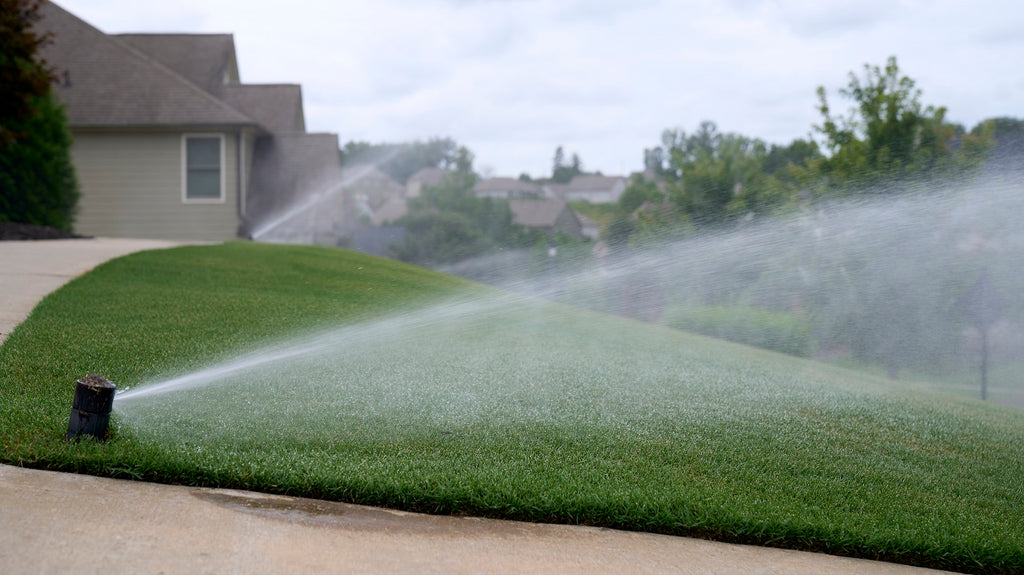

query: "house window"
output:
183 135 224 202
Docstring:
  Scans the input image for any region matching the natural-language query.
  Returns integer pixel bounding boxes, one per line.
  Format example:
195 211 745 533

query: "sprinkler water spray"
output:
66 374 116 441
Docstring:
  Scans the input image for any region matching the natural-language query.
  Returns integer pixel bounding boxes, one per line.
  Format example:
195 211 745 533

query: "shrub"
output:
0 92 79 231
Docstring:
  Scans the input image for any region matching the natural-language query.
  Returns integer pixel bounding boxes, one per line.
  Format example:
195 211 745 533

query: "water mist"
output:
113 173 1023 452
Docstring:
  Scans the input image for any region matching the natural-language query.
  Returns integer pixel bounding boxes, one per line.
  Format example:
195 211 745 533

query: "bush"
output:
664 304 813 357
0 92 79 231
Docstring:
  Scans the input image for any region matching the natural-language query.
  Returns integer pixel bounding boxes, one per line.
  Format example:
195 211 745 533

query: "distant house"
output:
546 175 627 204
508 200 583 239
338 165 405 224
371 196 408 226
474 177 545 200
406 167 450 198
36 1 341 242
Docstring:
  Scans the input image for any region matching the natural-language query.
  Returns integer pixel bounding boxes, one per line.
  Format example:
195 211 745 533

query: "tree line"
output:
609 56 1004 245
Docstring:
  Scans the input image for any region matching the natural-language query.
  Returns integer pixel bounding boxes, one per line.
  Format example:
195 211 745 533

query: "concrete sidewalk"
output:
0 237 183 344
0 465 953 575
0 239 958 574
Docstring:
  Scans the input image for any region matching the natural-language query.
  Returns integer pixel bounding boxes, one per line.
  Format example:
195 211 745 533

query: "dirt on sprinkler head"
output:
78 374 115 389
0 221 87 241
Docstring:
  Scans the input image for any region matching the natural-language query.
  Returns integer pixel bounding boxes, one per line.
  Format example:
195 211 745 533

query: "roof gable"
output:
38 2 255 128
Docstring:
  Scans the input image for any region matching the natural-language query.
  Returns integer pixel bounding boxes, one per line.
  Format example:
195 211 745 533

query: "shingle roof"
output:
115 33 238 96
508 199 570 228
407 167 450 186
474 177 543 194
561 175 626 191
222 84 305 133
38 1 256 128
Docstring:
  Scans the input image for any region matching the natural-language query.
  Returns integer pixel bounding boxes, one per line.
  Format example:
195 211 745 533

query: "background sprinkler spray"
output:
66 374 116 441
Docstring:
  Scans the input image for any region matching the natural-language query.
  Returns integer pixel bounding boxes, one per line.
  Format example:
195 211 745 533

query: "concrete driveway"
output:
0 238 958 574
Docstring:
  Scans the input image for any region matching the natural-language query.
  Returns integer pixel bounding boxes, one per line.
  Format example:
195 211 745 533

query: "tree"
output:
814 56 990 192
552 146 565 175
393 169 537 265
0 0 79 231
551 145 583 183
453 145 474 174
956 271 1008 400
763 139 821 176
0 0 55 146
661 122 780 225
971 117 1024 174
618 173 663 215
643 146 666 176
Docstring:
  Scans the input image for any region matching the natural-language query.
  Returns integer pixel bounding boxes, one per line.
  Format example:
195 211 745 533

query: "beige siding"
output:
71 131 240 241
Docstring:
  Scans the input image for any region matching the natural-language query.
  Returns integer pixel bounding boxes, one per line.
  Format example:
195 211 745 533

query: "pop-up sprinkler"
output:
66 374 116 441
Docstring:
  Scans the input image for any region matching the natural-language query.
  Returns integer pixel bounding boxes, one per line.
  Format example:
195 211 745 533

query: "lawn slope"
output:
1 242 1022 574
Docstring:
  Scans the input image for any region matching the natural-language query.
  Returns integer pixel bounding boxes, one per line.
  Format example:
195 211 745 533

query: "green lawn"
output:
2 241 1023 574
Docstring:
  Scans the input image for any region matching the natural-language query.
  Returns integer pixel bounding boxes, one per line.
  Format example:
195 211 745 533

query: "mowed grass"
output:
2 242 1023 574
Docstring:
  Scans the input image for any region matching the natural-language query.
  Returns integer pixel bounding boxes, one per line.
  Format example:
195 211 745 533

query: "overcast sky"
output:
56 0 1024 178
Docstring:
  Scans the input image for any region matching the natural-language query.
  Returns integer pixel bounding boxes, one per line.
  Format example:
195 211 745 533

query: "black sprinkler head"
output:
66 374 116 441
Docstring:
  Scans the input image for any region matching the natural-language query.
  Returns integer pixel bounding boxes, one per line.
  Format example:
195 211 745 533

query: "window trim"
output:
182 133 226 204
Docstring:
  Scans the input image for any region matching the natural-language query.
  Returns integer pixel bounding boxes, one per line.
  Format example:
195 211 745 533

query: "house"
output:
371 196 408 226
337 165 406 225
545 175 627 204
474 177 544 200
406 167 450 198
36 1 342 242
508 200 583 239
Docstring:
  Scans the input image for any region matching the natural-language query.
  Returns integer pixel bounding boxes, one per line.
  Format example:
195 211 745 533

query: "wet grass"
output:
1 241 1023 574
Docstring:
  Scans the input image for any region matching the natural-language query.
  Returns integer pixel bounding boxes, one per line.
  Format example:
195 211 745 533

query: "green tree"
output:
0 0 79 231
971 117 1024 173
763 139 821 176
618 173 664 215
0 0 54 145
661 122 780 225
551 145 583 183
814 56 990 192
392 170 537 265
453 145 474 174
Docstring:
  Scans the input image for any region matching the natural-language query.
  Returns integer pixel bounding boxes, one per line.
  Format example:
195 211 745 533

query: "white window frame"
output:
182 133 226 204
